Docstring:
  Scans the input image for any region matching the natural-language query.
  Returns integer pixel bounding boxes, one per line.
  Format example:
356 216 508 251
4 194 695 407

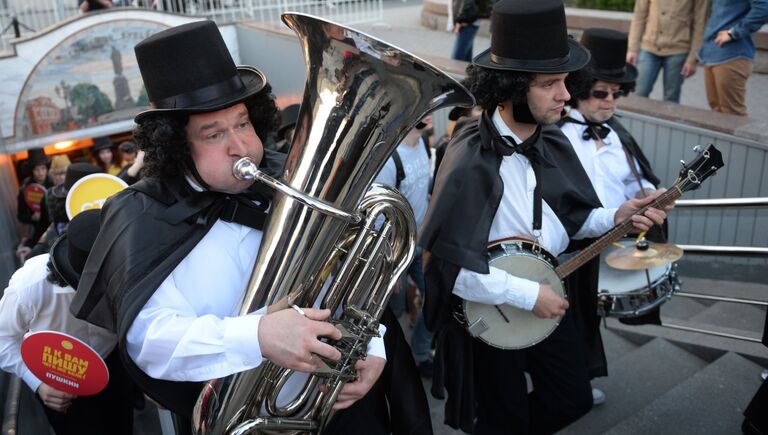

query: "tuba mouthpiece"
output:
233 157 259 181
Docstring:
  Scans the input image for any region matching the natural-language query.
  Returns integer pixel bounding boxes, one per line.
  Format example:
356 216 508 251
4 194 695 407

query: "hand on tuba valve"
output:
318 355 387 410
258 307 343 373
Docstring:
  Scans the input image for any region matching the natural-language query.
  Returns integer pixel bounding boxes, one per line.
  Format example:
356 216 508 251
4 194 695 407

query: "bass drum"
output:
596 239 681 318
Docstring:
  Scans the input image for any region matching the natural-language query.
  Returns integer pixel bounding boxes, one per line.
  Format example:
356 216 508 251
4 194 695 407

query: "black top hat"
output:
278 104 301 137
473 0 590 73
134 20 267 123
119 140 137 153
27 148 49 167
580 28 637 84
49 162 102 199
49 209 101 289
92 136 113 152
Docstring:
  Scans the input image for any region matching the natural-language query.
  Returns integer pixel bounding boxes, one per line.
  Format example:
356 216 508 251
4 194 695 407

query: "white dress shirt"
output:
452 110 618 311
560 109 655 208
126 192 386 383
0 254 116 392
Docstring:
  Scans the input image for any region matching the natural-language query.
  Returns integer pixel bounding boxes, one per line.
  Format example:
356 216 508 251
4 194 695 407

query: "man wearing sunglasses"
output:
561 28 660 209
559 28 664 405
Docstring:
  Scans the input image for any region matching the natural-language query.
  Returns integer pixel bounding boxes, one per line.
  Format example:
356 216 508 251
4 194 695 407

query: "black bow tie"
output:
161 190 269 230
562 116 611 141
496 134 553 168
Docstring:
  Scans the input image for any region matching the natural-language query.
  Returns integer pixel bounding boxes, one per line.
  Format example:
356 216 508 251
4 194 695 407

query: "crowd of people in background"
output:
13 136 145 266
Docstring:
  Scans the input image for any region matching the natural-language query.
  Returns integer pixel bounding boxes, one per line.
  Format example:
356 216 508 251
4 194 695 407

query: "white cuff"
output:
366 324 387 360
225 313 264 368
453 266 541 311
574 207 618 239
504 277 540 311
21 367 42 393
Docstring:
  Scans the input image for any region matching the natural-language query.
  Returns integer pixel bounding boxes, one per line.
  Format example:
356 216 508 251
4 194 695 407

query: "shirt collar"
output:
492 108 524 146
53 285 75 295
566 108 614 145
566 108 586 123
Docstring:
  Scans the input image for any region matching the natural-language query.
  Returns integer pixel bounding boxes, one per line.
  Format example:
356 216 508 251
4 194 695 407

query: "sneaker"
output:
592 387 606 406
417 360 434 379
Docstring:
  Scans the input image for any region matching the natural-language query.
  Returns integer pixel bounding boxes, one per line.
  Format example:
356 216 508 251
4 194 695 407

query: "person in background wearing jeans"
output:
375 116 435 377
626 0 707 103
698 0 768 116
451 0 480 62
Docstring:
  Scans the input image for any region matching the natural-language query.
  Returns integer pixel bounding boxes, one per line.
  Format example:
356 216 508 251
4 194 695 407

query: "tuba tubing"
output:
193 12 474 434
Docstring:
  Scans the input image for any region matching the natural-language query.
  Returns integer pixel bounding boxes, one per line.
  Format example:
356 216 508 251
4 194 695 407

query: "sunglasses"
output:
591 89 625 100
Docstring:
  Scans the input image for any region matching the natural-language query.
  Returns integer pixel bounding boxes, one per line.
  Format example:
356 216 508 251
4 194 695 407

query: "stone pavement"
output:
358 1 768 123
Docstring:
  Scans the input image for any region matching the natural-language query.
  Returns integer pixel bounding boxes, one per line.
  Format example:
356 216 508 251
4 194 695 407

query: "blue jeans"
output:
635 50 687 103
452 24 479 62
407 247 433 363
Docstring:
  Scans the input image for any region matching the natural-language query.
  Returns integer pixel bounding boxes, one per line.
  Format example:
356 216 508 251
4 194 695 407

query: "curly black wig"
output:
463 65 533 112
47 193 67 225
565 67 635 107
46 256 69 288
133 83 281 182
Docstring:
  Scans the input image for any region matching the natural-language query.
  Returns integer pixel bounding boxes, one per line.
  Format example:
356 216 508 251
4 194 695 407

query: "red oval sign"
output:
21 331 109 396
23 183 47 213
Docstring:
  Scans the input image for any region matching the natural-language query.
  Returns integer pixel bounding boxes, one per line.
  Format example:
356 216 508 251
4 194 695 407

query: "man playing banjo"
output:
558 28 667 402
420 1 671 433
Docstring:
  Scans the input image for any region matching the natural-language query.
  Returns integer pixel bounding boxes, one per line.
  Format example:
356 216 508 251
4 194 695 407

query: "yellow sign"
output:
65 173 127 220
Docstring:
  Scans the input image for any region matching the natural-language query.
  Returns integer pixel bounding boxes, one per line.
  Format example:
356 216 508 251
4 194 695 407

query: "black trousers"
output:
41 351 134 435
472 310 593 435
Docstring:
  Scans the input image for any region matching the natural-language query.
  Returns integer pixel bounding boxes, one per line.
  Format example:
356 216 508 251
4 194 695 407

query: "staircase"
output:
429 276 768 435
560 276 767 435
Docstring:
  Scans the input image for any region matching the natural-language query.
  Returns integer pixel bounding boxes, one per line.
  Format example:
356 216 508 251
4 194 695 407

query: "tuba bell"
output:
192 12 474 434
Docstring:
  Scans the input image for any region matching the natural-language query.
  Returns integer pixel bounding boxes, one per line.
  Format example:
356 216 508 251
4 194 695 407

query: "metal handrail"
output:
677 244 768 256
655 197 768 344
675 197 768 208
661 323 763 343
674 292 768 307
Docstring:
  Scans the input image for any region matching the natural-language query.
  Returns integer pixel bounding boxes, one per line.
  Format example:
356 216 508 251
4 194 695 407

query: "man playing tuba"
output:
71 21 431 434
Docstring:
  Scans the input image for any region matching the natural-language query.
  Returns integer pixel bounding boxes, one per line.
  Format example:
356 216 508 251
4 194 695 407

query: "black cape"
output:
419 112 602 431
71 150 432 433
607 116 660 187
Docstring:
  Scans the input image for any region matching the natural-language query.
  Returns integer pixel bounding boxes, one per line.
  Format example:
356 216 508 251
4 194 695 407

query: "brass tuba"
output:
192 12 474 434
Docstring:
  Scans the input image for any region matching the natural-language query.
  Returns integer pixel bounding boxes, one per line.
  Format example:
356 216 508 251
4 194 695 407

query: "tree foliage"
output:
68 83 114 125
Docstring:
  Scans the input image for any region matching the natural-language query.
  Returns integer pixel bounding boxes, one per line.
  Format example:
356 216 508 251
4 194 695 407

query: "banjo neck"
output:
554 186 683 279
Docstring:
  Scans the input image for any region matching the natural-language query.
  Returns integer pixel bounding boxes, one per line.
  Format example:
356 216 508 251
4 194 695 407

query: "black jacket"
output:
453 0 478 24
419 112 602 431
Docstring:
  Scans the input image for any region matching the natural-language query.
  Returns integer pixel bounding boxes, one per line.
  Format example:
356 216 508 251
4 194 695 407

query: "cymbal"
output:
605 242 684 270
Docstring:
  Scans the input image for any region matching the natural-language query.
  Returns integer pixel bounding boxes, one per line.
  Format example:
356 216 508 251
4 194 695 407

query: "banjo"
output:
462 144 724 349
